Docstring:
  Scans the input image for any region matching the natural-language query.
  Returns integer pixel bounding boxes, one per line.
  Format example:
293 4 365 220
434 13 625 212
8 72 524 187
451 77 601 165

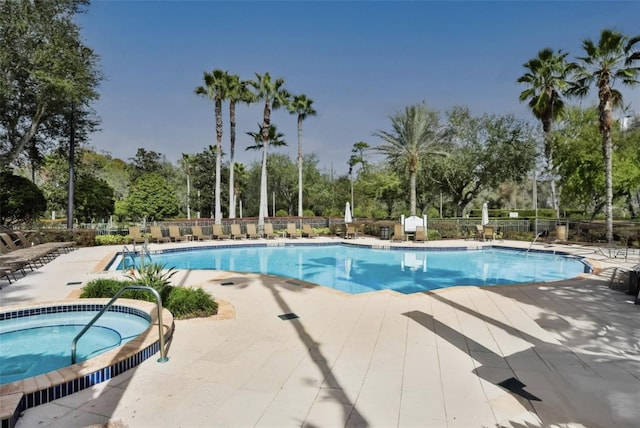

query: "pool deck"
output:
1 237 639 428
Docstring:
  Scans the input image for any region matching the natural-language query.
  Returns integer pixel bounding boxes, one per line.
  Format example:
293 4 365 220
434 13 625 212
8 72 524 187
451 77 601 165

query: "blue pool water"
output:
120 244 587 294
0 311 150 385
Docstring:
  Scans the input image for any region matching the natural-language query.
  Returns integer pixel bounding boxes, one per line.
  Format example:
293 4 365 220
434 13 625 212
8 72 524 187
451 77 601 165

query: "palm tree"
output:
517 48 574 218
195 69 229 225
248 73 289 231
374 103 446 216
246 123 287 151
233 162 249 217
226 74 255 218
568 29 640 243
287 94 316 218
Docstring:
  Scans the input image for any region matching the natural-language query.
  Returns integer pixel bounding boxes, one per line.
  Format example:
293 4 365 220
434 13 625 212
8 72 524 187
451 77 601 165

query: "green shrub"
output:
303 209 315 217
437 221 461 238
80 278 156 301
371 209 388 219
164 287 218 319
427 229 440 240
80 278 217 319
96 234 129 245
275 209 289 217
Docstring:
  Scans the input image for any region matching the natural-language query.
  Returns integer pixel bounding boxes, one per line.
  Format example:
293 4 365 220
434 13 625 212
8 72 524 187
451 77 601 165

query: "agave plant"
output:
126 262 177 291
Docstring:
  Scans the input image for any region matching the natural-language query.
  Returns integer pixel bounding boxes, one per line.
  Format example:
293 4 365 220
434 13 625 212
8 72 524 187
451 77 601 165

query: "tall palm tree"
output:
233 162 249 217
568 29 640 243
248 73 289 231
246 123 287 151
374 103 446 216
195 69 229 225
226 74 255 218
517 48 573 218
287 94 316 218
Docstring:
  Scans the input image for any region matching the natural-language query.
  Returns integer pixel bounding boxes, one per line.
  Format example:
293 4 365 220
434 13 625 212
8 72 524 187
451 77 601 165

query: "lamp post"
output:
66 103 75 230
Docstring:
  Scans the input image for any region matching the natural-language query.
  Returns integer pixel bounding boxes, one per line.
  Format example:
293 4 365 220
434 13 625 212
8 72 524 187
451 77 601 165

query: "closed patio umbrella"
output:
345 202 352 224
482 202 489 226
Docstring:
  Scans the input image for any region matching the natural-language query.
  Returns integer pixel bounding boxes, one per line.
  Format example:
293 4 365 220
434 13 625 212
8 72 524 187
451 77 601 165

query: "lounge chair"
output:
302 224 318 238
475 225 484 241
128 226 146 244
483 225 495 241
212 224 230 240
191 225 212 241
230 224 245 240
345 225 357 239
263 223 277 239
25 231 77 253
246 224 261 239
169 225 187 242
391 224 405 242
286 223 300 238
415 226 426 243
150 226 170 243
0 233 52 268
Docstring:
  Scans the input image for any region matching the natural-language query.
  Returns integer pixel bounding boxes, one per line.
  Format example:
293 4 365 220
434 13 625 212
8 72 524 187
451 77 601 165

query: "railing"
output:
71 285 168 364
121 243 153 270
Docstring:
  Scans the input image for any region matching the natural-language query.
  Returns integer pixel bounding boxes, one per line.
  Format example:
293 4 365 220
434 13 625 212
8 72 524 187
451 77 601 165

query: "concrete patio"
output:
1 238 639 427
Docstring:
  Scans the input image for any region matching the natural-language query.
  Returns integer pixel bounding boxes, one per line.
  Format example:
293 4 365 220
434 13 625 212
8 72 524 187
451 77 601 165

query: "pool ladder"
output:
526 231 546 253
122 243 153 269
71 285 169 364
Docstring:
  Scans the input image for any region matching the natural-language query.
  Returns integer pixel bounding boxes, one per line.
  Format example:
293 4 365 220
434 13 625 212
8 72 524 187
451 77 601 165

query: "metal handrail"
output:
71 285 169 364
122 244 153 270
122 245 136 269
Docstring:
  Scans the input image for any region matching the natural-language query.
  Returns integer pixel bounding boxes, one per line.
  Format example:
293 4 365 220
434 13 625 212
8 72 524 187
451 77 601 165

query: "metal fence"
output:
39 216 640 245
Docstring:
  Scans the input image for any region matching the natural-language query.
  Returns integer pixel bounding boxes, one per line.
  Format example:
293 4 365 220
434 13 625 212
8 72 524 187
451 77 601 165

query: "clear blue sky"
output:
78 1 640 174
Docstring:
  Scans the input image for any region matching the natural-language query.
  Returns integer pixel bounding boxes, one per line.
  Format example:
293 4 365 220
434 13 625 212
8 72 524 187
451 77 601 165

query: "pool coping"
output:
0 299 174 428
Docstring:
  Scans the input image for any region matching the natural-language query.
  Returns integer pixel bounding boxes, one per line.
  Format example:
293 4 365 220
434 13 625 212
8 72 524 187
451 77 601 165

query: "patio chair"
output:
263 223 277 239
286 223 300 238
391 224 405 242
475 224 484 240
128 226 146 244
345 225 357 239
150 226 170 243
483 225 495 241
230 224 245 240
191 225 212 241
302 224 318 238
246 224 261 239
212 224 230 240
415 226 426 243
169 225 187 242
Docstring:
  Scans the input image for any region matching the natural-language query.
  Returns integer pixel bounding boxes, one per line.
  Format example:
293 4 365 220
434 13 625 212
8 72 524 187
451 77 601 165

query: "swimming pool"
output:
116 244 589 294
0 309 150 385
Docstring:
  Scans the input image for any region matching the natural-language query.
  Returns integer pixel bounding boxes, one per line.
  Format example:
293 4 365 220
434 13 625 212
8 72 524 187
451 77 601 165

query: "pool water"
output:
0 311 150 385
123 245 587 294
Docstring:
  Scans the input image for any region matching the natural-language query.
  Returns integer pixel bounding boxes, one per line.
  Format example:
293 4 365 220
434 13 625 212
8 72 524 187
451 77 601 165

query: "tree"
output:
517 48 574 217
554 106 640 219
427 108 537 216
129 148 165 181
567 28 640 242
287 94 316 217
233 162 249 217
373 103 447 216
74 175 114 222
0 0 102 168
0 172 47 226
248 73 289 231
226 74 254 218
123 173 180 221
195 69 229 224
